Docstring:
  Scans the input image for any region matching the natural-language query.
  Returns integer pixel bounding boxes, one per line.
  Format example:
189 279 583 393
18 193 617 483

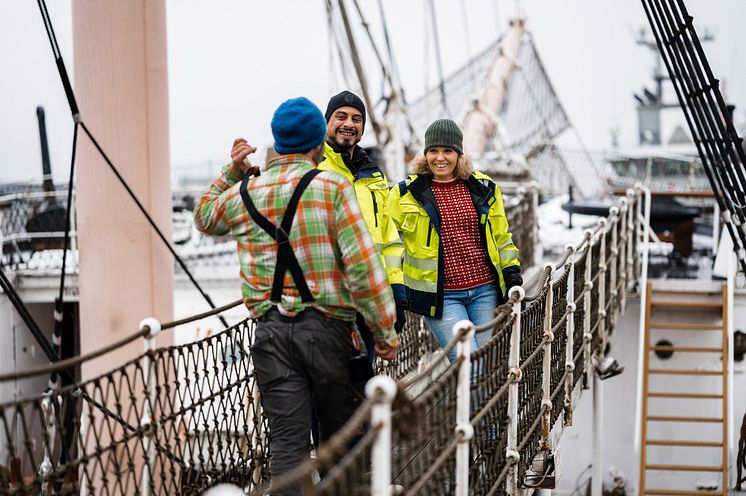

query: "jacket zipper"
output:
370 191 379 227
426 222 433 246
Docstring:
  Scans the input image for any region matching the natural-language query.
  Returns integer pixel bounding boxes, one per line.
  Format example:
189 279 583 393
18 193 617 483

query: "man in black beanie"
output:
319 90 407 371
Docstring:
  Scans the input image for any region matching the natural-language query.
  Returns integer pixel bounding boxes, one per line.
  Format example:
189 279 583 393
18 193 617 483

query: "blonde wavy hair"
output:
410 152 474 181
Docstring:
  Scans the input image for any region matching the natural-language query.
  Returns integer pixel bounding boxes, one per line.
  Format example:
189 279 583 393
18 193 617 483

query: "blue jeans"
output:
425 283 498 363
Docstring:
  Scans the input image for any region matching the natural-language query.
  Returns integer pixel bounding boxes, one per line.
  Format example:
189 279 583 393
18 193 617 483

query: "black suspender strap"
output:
239 168 322 303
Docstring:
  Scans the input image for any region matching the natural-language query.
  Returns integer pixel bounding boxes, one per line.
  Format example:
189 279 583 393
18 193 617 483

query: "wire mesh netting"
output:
0 190 71 270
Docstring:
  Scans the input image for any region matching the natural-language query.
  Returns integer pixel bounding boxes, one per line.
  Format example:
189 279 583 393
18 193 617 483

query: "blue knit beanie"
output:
271 97 327 154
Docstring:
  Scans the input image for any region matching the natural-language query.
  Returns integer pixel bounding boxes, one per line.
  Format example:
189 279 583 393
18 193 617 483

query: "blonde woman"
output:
388 119 522 361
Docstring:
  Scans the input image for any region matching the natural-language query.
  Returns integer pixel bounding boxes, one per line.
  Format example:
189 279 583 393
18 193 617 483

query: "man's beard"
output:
333 128 358 151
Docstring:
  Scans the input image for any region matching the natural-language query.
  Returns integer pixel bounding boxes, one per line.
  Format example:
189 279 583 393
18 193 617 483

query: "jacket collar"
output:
323 140 383 179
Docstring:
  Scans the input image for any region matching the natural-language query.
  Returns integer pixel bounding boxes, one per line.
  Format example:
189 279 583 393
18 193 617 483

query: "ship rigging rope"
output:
51 121 79 388
427 0 451 118
376 0 404 103
325 0 354 90
34 0 228 329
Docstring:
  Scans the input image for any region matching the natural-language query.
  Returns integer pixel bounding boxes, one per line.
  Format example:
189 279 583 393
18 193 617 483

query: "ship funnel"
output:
36 106 55 195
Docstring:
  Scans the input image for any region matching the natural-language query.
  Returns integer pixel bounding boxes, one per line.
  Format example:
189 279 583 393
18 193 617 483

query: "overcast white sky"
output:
1 0 745 185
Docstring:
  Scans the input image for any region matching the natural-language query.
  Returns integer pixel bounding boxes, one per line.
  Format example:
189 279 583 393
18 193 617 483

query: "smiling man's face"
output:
326 106 364 151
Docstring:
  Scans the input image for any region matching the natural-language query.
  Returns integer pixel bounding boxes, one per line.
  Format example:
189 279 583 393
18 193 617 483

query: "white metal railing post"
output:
38 391 56 496
366 375 398 496
592 364 605 496
626 189 636 294
79 404 88 496
541 263 555 447
564 246 576 426
139 317 161 496
592 218 608 496
609 206 619 323
597 217 608 358
633 184 651 460
454 319 474 496
582 230 594 389
506 286 525 496
69 190 78 273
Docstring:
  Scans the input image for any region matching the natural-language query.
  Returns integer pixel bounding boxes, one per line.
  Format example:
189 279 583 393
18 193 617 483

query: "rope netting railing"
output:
0 188 643 495
0 319 269 495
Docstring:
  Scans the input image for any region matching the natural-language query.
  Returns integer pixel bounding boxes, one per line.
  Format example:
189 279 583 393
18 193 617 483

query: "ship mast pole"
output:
459 17 526 158
73 0 173 370
336 0 384 146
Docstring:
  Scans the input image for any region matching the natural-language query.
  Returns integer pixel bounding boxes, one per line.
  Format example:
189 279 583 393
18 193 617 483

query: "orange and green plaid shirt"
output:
193 155 396 339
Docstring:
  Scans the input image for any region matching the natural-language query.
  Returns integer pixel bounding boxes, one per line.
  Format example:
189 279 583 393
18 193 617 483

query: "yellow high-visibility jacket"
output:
388 171 521 319
318 142 406 304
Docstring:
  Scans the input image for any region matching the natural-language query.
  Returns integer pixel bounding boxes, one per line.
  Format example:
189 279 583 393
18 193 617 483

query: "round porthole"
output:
654 339 673 359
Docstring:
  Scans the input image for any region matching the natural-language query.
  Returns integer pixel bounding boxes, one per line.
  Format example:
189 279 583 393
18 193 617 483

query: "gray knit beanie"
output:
424 119 463 155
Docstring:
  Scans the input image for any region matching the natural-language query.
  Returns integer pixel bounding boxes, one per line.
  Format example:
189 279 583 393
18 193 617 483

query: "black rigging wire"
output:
50 121 79 387
37 0 78 118
79 123 229 328
325 0 354 89
427 0 451 118
376 0 404 101
34 0 228 330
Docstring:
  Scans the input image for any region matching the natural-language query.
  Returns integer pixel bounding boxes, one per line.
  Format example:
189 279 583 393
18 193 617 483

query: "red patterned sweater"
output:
431 179 495 290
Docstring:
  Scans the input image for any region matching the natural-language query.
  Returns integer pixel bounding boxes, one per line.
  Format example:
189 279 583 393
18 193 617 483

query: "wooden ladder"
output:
639 281 729 496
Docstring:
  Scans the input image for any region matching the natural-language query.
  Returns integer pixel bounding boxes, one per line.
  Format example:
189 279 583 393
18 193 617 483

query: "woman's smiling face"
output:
426 147 459 181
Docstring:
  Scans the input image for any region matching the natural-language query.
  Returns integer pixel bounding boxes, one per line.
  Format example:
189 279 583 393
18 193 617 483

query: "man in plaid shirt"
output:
193 97 398 491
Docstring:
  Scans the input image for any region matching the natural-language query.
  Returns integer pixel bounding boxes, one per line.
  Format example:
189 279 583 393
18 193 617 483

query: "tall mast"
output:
336 0 383 145
460 17 526 157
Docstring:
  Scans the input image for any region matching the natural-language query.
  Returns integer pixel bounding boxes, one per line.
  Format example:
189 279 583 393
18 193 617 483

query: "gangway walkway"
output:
0 188 643 495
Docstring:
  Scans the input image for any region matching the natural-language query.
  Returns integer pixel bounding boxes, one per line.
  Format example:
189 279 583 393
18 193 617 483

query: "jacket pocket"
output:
370 191 379 227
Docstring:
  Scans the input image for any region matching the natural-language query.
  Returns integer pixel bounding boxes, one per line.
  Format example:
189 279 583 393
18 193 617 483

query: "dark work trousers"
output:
252 308 360 496
311 312 374 451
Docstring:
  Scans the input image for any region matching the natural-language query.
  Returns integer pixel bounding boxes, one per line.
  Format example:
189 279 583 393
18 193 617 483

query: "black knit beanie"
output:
424 119 463 155
325 90 366 128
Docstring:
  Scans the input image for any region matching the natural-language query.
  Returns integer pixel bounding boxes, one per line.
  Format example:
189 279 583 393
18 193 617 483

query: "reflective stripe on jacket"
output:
318 142 405 289
388 171 521 319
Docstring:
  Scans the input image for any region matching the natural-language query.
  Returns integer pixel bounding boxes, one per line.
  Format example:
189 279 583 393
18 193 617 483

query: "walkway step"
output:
649 345 722 353
650 300 721 310
648 392 722 399
646 439 722 447
647 415 722 423
649 322 721 331
645 464 722 472
649 368 722 376
643 490 722 495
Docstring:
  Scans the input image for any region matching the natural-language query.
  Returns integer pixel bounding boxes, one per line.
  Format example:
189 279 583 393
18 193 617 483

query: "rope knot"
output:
509 367 522 383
